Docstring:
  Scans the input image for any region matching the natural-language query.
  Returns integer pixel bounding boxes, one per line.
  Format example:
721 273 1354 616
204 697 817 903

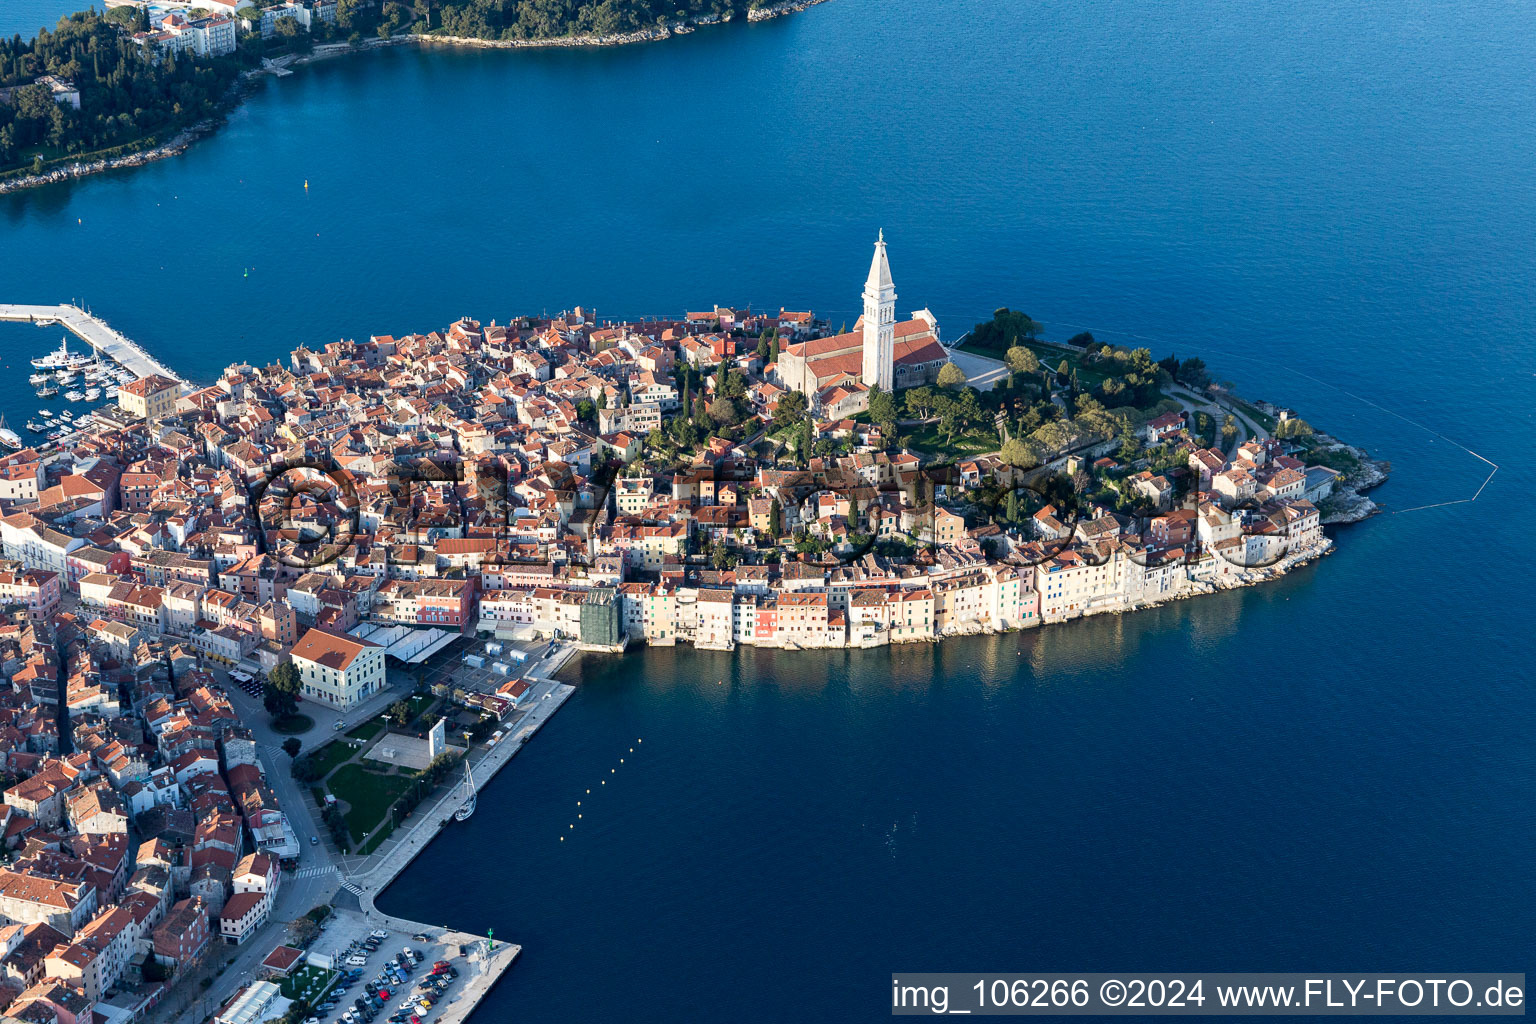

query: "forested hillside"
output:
0 11 243 173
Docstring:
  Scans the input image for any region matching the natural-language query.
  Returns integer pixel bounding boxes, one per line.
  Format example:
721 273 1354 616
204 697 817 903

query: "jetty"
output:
0 303 188 385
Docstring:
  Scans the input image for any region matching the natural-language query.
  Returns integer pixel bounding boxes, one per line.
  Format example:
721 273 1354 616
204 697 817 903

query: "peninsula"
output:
0 235 1386 1023
0 0 829 193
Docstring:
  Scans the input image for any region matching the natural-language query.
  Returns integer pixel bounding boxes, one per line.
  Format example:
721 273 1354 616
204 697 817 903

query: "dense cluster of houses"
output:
0 256 1343 1016
0 615 293 1022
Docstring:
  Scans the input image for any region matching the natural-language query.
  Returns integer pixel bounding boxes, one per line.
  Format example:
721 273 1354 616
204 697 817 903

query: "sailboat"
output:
453 760 476 822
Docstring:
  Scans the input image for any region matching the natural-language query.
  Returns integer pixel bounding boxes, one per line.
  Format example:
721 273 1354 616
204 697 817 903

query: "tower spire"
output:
861 232 896 393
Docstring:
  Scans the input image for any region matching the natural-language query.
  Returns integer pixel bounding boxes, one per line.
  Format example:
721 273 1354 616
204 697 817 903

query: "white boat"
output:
454 761 476 822
37 409 50 418
28 373 51 386
25 421 46 434
47 429 63 441
0 417 22 450
85 387 102 401
31 337 73 369
58 410 73 420
57 371 77 385
36 384 59 398
104 387 120 399
65 390 85 402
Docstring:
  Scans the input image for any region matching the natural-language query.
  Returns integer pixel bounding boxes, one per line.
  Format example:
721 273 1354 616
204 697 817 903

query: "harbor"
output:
322 644 579 1024
0 302 188 448
0 302 189 385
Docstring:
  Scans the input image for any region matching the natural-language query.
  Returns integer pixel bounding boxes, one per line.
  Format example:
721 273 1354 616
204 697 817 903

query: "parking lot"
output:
308 910 474 1024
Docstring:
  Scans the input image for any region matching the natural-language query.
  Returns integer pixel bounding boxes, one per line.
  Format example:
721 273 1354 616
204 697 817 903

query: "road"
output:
150 665 418 1024
1166 384 1270 457
151 646 578 1023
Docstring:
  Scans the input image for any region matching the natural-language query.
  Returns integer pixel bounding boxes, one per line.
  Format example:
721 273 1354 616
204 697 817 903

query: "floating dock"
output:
0 303 188 386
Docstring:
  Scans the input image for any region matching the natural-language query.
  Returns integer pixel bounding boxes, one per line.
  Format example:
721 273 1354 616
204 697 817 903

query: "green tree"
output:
795 418 813 466
904 385 936 419
1176 357 1209 389
767 497 783 540
389 700 411 727
936 362 967 390
1005 345 1039 374
999 437 1036 468
772 390 807 432
264 662 301 720
282 737 302 759
867 385 898 435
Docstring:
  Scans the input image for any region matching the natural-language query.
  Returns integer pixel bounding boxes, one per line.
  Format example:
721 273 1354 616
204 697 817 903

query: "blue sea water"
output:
0 1 87 39
2 0 1534 1019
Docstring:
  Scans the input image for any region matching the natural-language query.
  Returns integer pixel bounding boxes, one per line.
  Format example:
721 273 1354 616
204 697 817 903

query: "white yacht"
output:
85 387 102 402
31 337 74 369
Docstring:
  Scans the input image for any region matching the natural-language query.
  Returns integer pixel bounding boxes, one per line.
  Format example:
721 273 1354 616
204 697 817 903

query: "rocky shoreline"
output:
0 2 831 195
1316 438 1392 525
0 121 216 195
748 0 834 21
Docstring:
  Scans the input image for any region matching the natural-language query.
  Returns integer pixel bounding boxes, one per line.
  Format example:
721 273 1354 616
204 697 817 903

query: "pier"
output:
0 303 188 385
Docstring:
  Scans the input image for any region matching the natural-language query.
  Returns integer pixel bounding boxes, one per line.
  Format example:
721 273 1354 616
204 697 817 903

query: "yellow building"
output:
117 374 181 422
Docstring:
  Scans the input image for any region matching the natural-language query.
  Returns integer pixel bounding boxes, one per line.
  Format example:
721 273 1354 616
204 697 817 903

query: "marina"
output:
0 302 189 386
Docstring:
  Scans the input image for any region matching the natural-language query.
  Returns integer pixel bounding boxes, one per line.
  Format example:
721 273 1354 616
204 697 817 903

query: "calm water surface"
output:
0 1 88 38
2 0 1533 1019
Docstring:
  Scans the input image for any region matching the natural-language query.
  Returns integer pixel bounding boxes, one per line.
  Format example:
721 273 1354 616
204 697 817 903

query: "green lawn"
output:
904 421 1000 457
358 822 397 856
346 718 386 741
279 964 337 1002
308 741 356 781
1230 398 1279 434
327 763 418 842
271 713 314 736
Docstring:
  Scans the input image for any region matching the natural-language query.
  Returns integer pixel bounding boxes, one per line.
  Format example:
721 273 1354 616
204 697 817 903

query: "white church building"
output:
775 233 948 416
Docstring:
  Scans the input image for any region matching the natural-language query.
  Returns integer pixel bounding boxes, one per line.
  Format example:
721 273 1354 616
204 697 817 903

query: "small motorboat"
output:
85 387 102 401
36 384 59 398
28 372 51 386
65 390 85 402
25 421 46 434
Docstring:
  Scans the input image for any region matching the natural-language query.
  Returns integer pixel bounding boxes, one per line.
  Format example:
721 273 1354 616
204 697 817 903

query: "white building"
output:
860 231 896 393
289 627 386 709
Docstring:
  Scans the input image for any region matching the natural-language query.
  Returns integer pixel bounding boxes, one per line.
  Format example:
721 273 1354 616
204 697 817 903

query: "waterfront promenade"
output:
0 303 187 384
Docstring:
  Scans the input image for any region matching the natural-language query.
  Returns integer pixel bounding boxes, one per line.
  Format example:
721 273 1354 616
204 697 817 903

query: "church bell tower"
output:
861 230 896 392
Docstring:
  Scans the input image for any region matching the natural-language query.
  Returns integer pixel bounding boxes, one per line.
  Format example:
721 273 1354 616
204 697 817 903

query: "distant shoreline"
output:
0 0 832 196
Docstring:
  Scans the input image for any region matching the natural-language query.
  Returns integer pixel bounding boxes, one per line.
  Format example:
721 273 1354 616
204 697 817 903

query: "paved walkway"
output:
0 303 186 383
946 345 1009 390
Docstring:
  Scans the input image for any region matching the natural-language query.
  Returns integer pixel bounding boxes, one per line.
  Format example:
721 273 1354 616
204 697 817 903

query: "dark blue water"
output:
0 1 88 39
3 0 1533 1017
